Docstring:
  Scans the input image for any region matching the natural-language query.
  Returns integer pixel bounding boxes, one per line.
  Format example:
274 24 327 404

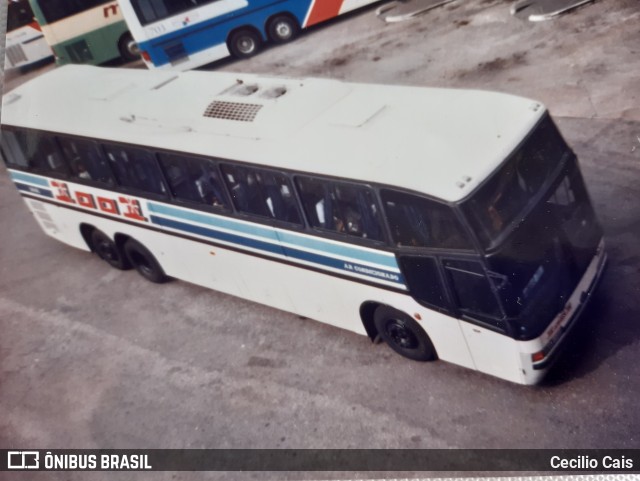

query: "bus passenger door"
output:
441 258 522 383
398 255 475 369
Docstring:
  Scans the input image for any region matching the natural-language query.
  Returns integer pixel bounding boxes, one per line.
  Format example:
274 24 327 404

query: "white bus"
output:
117 0 380 70
1 65 607 384
28 0 139 65
5 0 53 71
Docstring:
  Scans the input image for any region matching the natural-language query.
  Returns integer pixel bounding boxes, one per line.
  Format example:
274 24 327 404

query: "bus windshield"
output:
463 116 569 248
462 115 604 339
8 0 34 31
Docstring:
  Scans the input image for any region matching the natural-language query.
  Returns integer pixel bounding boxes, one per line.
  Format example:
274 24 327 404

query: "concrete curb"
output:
511 0 596 22
376 0 456 23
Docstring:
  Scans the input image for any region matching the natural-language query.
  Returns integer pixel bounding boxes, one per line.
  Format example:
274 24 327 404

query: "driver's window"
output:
443 258 504 328
399 255 450 312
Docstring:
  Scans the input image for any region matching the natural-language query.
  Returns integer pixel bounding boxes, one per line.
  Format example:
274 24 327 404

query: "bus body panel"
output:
45 22 130 66
459 323 524 384
9 169 478 372
29 0 132 65
6 0 53 70
5 23 53 69
118 0 379 70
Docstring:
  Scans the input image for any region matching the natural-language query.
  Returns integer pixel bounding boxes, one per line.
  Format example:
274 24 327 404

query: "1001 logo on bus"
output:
50 181 148 223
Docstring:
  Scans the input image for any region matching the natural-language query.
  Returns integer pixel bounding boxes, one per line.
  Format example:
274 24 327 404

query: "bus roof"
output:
1 65 545 202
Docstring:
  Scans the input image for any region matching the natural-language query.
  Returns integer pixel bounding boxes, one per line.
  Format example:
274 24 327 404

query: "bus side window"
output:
381 189 471 250
12 130 68 176
131 0 216 25
296 177 384 242
1 130 29 168
58 137 114 185
131 0 169 25
158 153 229 209
260 171 301 225
103 144 167 196
221 164 302 225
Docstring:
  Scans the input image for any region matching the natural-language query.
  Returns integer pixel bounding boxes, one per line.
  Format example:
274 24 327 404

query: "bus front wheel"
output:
228 29 262 59
90 229 130 270
374 306 437 362
124 239 168 284
267 15 299 44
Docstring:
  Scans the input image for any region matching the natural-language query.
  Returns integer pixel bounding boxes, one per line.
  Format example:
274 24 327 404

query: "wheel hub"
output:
127 40 140 56
97 242 116 262
276 23 292 39
238 37 255 54
386 320 418 349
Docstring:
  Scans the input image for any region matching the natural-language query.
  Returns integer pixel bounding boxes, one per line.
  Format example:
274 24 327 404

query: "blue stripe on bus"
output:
150 214 405 286
150 215 284 256
9 171 50 188
148 202 280 242
14 182 53 198
281 246 405 286
276 231 399 270
148 201 400 271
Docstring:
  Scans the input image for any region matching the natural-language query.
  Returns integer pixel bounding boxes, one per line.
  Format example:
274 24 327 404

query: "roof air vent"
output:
231 84 259 96
203 100 263 122
260 87 287 99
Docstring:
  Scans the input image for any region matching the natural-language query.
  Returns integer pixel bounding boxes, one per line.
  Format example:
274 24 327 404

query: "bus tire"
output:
90 229 130 270
228 28 262 59
124 239 168 284
267 15 299 44
374 306 437 362
118 32 140 62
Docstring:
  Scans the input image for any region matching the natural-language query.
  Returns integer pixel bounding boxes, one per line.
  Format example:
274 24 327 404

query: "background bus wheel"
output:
118 32 140 62
90 229 130 270
228 29 262 58
374 306 437 362
267 15 299 44
124 239 168 284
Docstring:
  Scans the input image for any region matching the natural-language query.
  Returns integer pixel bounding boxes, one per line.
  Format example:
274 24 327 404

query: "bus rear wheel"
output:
267 15 299 44
228 29 262 59
90 229 130 270
374 306 437 362
124 239 168 284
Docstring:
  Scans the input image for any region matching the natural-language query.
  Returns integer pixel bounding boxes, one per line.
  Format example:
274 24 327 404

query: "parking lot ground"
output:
1 0 640 479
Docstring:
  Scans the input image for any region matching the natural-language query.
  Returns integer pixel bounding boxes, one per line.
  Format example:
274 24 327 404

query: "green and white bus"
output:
27 0 139 65
1 65 607 384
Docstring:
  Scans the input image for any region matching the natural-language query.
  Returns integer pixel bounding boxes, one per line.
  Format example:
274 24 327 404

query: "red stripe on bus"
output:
29 21 42 31
306 0 345 27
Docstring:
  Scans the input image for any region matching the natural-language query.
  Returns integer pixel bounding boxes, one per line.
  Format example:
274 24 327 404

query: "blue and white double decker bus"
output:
117 0 380 70
1 65 607 384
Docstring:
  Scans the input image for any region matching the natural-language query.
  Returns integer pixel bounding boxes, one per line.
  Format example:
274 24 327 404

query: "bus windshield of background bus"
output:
463 115 569 249
8 0 34 31
38 0 107 23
